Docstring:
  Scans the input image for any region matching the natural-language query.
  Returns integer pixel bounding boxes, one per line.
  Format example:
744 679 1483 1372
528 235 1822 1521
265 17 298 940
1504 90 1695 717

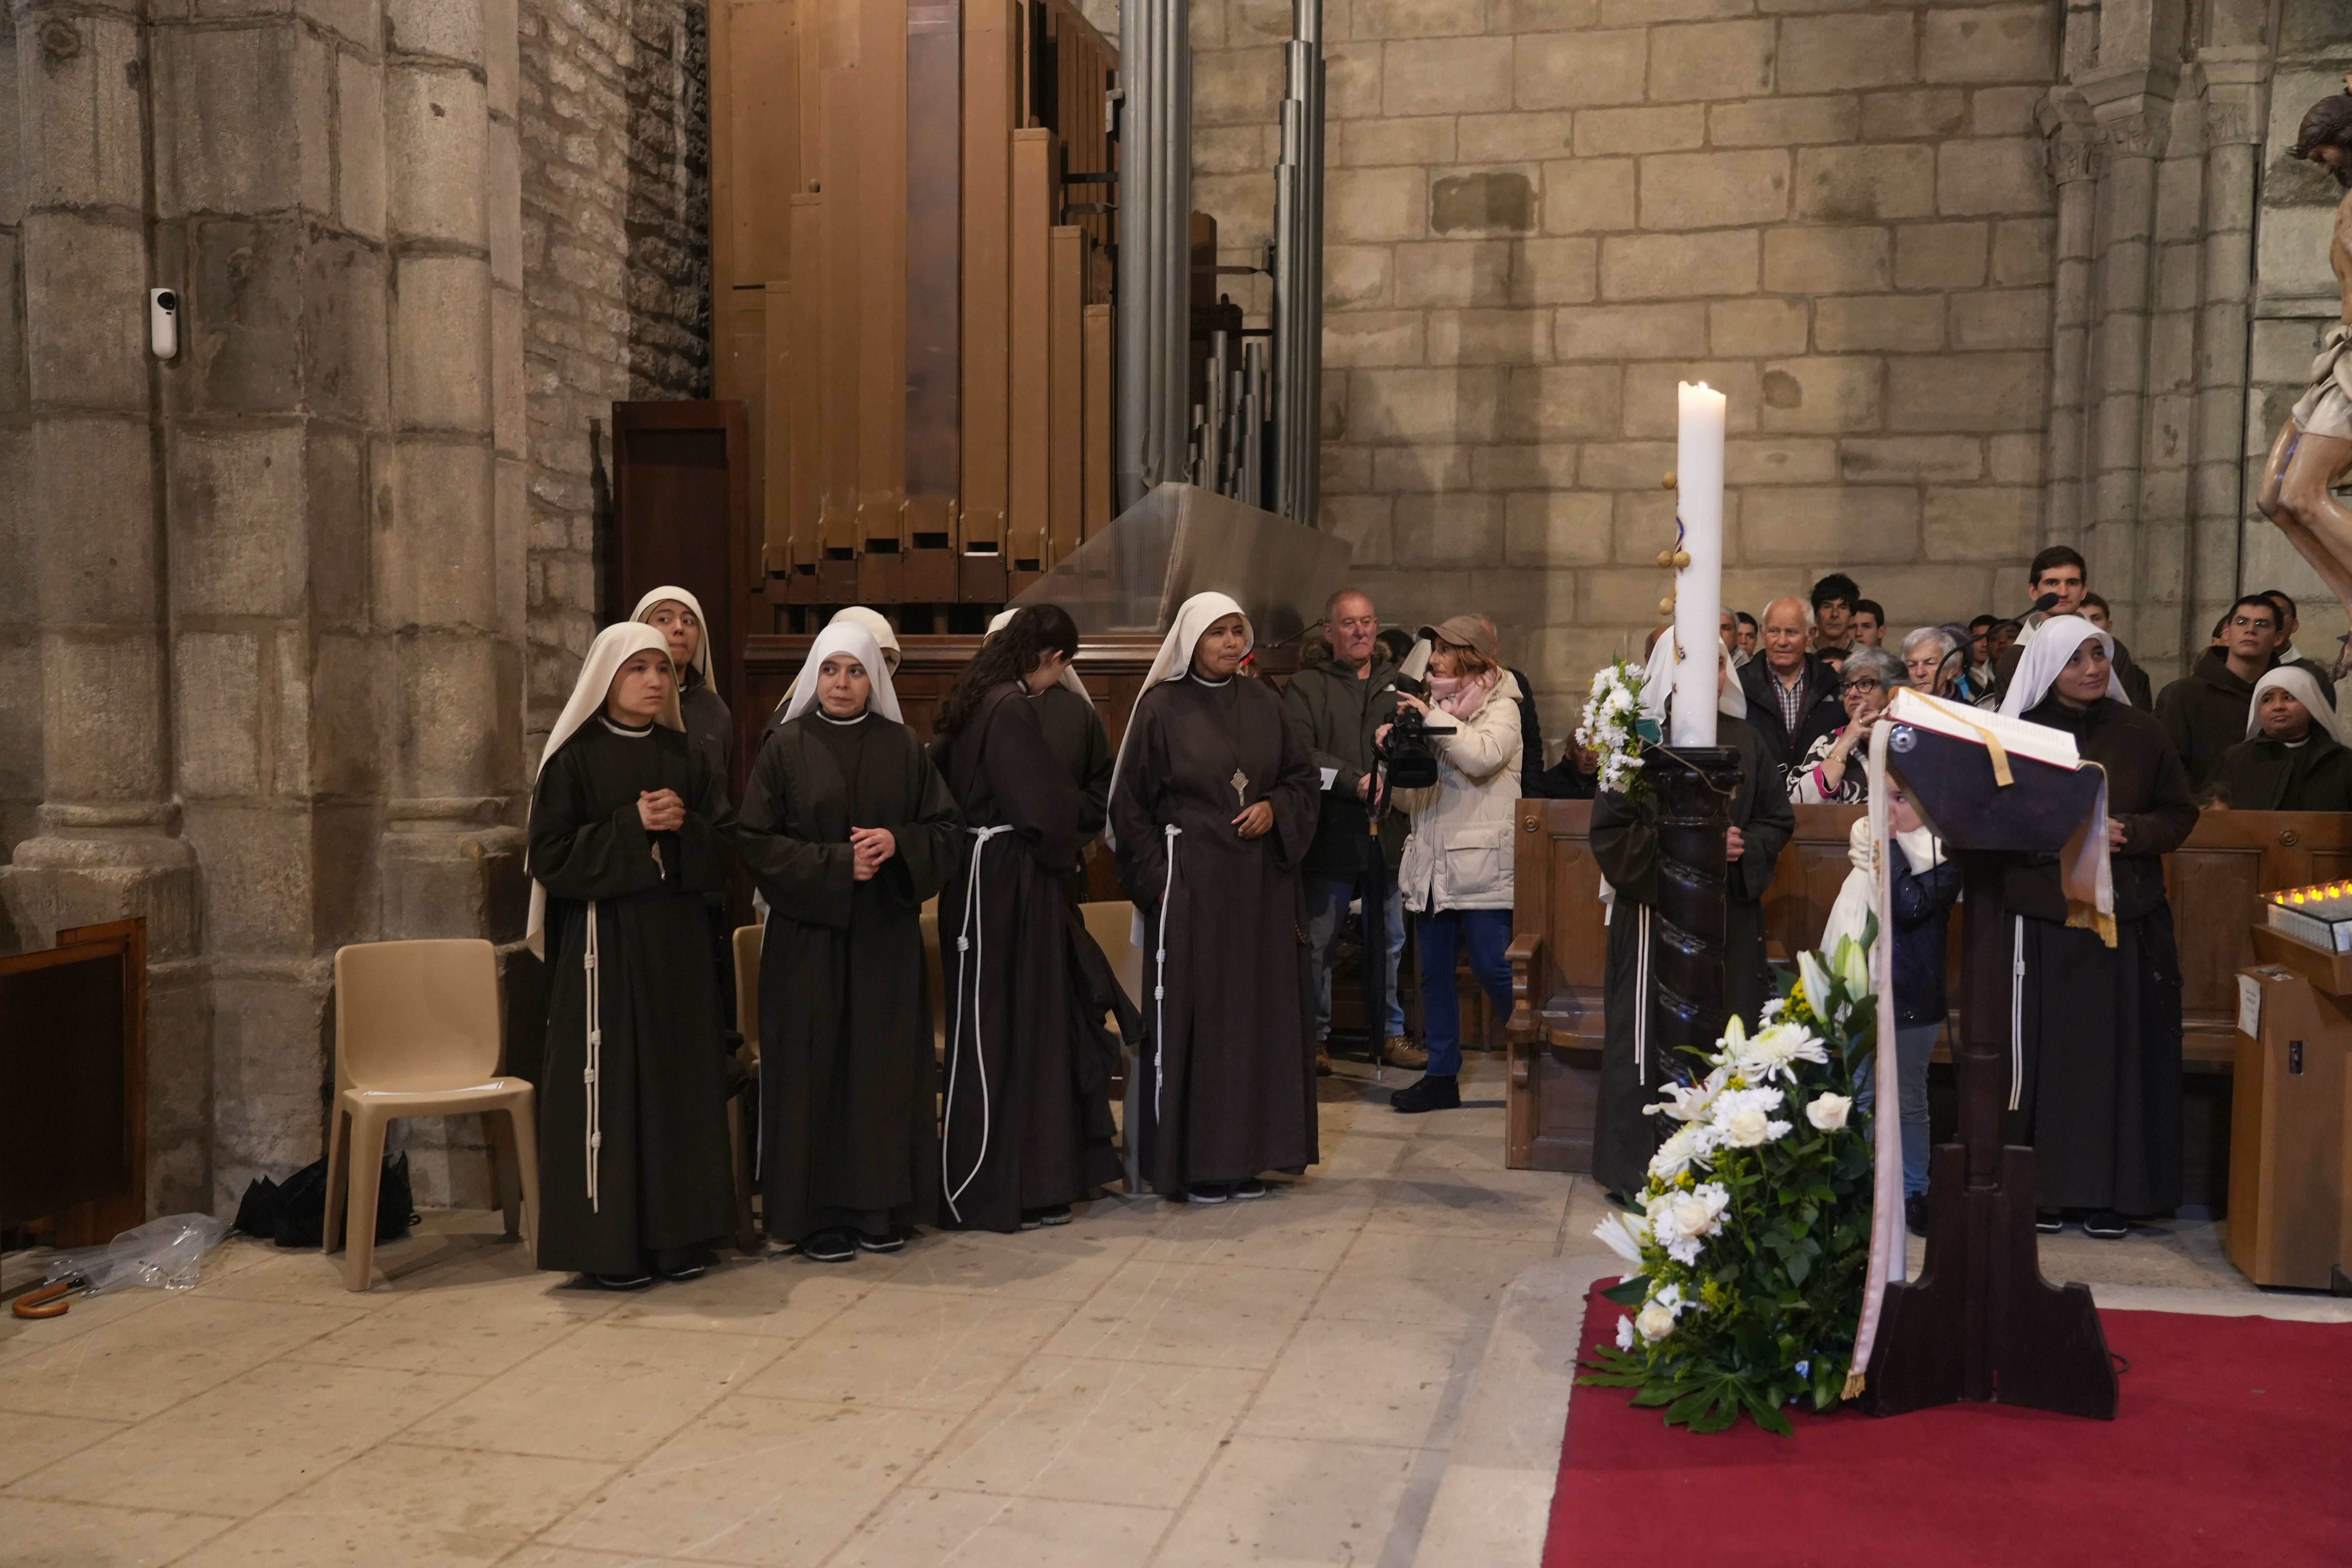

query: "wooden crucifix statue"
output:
2259 78 2352 647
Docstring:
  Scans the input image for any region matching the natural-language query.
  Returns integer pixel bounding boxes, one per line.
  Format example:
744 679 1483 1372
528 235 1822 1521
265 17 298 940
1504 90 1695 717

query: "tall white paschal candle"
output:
1671 380 1727 747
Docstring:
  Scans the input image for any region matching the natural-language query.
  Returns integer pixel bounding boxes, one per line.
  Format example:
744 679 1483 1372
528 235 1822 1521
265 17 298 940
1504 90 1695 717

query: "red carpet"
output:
1546 1284 2352 1567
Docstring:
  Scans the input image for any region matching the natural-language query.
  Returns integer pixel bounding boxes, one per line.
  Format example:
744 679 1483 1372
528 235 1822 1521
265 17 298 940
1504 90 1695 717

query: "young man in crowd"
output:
2078 594 2154 707
1735 610 1759 661
2159 594 2287 786
1738 596 1846 779
1992 547 2149 705
1809 573 1861 655
1849 599 1886 648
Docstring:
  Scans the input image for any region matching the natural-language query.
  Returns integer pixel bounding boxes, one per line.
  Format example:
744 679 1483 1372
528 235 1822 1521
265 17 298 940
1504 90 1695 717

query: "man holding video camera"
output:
1283 589 1421 1075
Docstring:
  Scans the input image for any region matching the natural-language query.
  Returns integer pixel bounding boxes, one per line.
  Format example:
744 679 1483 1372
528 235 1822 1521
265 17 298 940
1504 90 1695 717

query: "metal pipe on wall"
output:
1269 0 1324 525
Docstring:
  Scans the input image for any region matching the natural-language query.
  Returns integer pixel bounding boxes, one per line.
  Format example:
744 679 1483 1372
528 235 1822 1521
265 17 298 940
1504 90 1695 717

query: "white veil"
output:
777 621 905 727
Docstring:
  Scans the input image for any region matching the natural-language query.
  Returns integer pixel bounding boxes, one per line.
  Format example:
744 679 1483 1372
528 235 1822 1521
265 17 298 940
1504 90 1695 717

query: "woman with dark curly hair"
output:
929 605 1124 1230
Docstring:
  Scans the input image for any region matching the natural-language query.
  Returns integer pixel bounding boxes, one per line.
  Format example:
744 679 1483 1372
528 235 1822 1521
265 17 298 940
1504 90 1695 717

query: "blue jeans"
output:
1416 907 1514 1077
1307 876 1406 1040
1859 1022 1941 1198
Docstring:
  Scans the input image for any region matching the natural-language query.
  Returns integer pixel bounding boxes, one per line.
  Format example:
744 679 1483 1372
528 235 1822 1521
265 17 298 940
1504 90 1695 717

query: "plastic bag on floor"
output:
43 1214 233 1296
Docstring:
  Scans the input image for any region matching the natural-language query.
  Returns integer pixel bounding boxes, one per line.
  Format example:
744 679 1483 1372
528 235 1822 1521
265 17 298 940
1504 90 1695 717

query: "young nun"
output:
1590 635 1795 1200
764 606 905 746
986 605 1114 898
929 604 1123 1232
2212 666 2352 811
734 622 964 1260
1108 592 1321 1203
632 586 731 798
2000 616 2197 1238
527 623 738 1288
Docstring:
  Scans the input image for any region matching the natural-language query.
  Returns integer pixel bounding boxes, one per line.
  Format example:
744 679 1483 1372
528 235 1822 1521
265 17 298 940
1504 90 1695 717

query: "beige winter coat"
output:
1393 679 1523 913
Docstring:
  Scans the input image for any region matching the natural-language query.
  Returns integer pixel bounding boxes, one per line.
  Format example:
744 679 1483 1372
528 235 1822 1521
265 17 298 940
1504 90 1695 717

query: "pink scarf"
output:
1427 668 1500 721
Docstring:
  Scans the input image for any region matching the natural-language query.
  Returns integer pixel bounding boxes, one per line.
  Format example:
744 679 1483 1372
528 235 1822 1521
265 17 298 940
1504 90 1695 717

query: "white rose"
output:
1806 1094 1852 1132
1635 1304 1676 1342
1723 1108 1771 1147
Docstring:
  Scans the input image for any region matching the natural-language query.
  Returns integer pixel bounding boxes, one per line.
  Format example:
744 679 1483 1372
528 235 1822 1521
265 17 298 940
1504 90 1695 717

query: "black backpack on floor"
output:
233 1154 416 1248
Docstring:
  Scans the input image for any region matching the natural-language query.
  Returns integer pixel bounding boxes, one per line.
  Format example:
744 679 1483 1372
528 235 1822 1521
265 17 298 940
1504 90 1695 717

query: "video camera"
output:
1376 675 1456 791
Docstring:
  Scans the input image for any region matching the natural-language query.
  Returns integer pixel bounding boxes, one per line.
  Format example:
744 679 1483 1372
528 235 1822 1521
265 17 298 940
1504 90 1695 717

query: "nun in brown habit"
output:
733 623 964 1260
526 623 738 1288
1108 592 1321 1203
928 604 1125 1232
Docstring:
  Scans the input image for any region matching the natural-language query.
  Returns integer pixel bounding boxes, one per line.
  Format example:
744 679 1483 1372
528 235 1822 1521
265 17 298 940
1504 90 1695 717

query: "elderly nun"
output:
1589 634 1794 1200
527 623 738 1289
2213 666 2352 811
1108 591 1321 1204
733 622 964 1262
1999 615 2197 1239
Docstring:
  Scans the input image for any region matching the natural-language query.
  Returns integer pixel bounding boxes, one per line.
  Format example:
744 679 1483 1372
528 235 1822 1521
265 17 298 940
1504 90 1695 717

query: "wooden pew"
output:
1504 800 2352 1188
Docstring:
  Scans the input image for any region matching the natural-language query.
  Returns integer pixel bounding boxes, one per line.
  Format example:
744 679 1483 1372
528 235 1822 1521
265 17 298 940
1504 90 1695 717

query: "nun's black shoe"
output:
1019 1206 1073 1230
2082 1210 2130 1240
1234 1180 1268 1200
658 1262 708 1283
2035 1210 2065 1233
1390 1073 1460 1114
1904 1194 1929 1238
802 1230 858 1263
855 1230 906 1253
590 1272 654 1291
1186 1183 1232 1204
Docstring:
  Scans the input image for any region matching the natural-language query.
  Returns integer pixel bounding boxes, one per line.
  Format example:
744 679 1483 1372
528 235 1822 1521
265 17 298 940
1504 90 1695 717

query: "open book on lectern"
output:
1879 688 2117 946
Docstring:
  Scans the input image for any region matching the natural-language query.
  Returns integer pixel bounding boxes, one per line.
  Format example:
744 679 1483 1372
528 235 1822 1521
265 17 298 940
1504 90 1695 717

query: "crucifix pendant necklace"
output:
1231 768 1250 810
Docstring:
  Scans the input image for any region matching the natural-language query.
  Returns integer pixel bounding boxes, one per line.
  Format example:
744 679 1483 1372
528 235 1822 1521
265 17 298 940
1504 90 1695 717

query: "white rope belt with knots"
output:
942 824 1016 1222
1154 824 1182 1123
583 900 604 1212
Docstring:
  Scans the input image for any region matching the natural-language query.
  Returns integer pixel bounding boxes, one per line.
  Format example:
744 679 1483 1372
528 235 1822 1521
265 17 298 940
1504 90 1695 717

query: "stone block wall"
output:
517 0 712 761
1192 0 2067 716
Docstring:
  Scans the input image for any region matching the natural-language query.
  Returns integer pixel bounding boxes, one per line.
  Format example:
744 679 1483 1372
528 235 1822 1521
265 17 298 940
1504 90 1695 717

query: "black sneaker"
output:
2035 1210 2064 1233
801 1230 858 1263
2082 1210 2130 1240
854 1230 905 1254
1019 1205 1073 1230
658 1262 708 1283
1186 1183 1232 1204
1234 1180 1268 1200
1389 1073 1461 1114
1904 1194 1929 1239
590 1271 653 1291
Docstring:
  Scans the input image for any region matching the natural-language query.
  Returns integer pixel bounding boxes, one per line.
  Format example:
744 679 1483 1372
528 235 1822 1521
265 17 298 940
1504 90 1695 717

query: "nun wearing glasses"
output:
1108 592 1321 1205
526 623 738 1290
733 622 964 1263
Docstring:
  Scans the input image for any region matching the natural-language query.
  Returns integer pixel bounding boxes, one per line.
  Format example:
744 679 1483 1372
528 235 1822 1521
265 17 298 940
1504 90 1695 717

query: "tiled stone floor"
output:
0 1054 2317 1568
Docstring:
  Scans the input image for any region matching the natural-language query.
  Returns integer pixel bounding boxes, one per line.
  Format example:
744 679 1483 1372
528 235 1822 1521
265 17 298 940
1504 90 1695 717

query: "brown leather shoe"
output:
1316 1042 1334 1077
1383 1035 1427 1069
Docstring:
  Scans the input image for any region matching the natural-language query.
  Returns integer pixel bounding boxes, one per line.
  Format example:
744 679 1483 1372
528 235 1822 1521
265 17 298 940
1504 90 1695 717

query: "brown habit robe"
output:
528 720 738 1276
1109 674 1321 1192
930 684 1124 1230
734 709 964 1241
2009 694 2196 1215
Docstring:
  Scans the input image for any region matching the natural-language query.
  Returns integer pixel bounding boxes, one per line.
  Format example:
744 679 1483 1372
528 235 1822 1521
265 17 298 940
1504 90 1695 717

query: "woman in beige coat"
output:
1384 616 1523 1112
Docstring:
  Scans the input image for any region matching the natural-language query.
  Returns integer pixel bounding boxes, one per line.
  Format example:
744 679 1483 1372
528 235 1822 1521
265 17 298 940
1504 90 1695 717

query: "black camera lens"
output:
154 290 178 312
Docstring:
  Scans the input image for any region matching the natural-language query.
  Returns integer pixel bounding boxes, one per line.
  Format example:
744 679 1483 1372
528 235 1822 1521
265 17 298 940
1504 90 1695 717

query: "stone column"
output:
2039 98 2102 557
2191 51 2271 655
1 2 210 1214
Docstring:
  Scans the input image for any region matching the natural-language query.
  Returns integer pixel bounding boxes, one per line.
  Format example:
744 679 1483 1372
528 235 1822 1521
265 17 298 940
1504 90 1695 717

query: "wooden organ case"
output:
709 0 1120 628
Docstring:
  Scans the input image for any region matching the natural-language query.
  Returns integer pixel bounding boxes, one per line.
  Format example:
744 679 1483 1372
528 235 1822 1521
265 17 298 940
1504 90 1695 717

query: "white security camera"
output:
149 288 179 361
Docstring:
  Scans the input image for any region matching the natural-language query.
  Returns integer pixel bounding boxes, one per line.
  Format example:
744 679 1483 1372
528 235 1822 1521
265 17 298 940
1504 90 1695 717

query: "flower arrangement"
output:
1574 657 1653 800
1578 935 1879 1434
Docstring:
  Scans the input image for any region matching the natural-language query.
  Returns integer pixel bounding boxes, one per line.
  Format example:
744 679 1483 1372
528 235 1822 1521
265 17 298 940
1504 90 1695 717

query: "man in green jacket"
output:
1283 588 1422 1073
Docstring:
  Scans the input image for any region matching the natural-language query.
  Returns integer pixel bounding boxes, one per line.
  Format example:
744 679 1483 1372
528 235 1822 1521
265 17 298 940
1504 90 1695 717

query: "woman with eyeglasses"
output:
1787 646 1908 803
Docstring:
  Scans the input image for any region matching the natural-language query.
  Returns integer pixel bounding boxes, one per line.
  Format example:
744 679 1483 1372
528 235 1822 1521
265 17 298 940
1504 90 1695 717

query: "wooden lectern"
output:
2230 927 2352 1291
1862 702 2119 1419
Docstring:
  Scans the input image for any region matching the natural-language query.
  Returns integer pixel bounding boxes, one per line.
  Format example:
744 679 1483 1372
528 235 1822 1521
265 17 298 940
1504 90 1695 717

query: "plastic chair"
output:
324 939 538 1291
728 924 763 1249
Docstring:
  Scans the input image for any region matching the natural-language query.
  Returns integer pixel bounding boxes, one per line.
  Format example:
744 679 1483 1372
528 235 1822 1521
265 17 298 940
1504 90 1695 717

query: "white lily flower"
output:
1835 935 1871 997
1594 1210 1651 1264
1796 950 1834 1013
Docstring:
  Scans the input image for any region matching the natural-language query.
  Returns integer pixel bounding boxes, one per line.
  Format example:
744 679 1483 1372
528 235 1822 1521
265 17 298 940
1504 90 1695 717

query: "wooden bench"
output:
1504 801 2352 1184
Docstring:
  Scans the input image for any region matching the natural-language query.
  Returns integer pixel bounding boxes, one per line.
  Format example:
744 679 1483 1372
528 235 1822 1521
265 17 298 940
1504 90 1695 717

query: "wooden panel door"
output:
610 401 754 742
